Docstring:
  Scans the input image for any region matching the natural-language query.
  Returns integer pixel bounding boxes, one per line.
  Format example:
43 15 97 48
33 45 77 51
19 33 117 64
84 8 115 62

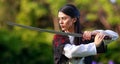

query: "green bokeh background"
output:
0 0 120 64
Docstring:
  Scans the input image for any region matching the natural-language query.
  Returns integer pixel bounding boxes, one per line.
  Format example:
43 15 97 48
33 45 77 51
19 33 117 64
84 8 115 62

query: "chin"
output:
61 28 66 31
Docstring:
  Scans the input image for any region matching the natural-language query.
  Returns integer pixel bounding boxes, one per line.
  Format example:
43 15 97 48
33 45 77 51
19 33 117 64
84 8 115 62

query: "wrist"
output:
94 42 100 47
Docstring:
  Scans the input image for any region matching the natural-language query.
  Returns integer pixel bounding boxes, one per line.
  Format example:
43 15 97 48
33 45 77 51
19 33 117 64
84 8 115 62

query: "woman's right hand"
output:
94 33 105 47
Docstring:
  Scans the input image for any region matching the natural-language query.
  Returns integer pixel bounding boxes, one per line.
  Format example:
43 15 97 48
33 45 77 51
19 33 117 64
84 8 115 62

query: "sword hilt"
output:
91 35 112 40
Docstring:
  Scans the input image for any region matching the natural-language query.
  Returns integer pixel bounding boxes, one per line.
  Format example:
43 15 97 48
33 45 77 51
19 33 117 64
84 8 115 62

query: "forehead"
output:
58 12 69 17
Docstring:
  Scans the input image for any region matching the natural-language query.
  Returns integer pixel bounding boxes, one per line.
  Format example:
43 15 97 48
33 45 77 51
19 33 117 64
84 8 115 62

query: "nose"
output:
59 19 63 24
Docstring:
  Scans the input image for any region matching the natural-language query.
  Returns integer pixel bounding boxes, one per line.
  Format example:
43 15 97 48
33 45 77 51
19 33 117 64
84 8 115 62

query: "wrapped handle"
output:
91 35 112 40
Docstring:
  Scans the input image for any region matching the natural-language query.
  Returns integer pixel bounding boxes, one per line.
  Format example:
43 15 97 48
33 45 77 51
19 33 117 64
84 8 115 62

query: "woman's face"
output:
58 12 76 32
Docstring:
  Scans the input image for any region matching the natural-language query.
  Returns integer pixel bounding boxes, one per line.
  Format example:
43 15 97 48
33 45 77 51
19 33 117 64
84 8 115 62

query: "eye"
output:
57 17 66 21
62 17 67 20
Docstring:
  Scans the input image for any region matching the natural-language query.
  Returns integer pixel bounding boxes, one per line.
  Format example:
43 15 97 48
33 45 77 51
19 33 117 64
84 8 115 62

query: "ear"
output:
72 18 77 23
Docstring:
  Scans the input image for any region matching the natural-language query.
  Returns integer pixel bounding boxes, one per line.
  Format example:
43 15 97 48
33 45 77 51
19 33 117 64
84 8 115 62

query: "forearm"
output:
63 43 97 58
93 30 119 45
93 30 119 40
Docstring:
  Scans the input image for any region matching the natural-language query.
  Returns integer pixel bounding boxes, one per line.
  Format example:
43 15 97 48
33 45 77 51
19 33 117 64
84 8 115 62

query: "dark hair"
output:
59 4 80 18
59 4 82 45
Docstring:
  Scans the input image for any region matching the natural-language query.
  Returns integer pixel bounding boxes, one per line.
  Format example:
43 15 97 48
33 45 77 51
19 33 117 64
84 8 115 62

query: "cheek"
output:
65 20 73 27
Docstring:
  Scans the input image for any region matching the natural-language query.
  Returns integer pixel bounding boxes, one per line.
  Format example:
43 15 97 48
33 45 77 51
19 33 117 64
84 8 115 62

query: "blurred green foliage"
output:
0 0 120 64
0 29 54 64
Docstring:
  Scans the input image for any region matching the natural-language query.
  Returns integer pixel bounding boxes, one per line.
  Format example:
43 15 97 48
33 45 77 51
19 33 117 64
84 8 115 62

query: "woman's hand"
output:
94 33 105 47
91 31 100 36
83 31 92 40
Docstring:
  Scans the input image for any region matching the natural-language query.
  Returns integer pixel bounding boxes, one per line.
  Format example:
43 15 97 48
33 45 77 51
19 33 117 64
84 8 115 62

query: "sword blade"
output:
6 21 83 37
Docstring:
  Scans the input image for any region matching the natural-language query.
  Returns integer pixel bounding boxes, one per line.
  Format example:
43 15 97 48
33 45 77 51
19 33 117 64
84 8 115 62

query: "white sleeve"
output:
63 43 97 58
93 30 119 45
94 30 119 40
104 30 119 40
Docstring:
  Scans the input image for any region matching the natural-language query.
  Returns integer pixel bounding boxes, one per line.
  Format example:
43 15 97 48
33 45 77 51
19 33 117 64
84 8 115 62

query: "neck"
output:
65 25 74 33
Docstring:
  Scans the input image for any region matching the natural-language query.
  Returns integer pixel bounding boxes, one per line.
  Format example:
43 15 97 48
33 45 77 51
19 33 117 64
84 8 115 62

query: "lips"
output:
61 26 64 28
60 25 65 30
60 25 64 28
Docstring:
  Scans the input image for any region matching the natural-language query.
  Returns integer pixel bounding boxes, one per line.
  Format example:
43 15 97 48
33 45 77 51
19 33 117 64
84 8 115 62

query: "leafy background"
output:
0 0 120 64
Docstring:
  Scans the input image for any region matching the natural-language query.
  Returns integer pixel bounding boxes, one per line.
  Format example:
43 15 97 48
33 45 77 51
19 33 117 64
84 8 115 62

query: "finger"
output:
92 31 100 35
83 31 87 39
87 31 91 40
101 34 105 40
83 32 86 39
98 33 105 41
99 33 105 39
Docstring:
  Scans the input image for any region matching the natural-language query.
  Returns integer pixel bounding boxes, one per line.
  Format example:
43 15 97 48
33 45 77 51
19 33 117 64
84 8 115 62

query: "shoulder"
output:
53 34 70 47
53 34 69 40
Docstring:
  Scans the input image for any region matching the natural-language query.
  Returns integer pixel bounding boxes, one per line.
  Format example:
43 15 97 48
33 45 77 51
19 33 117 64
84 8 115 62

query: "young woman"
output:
53 4 119 64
